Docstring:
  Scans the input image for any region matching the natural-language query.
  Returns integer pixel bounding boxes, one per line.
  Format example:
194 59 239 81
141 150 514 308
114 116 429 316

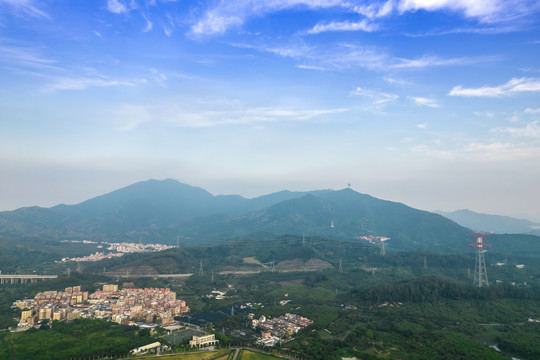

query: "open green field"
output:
239 349 284 359
132 349 285 360
133 350 233 360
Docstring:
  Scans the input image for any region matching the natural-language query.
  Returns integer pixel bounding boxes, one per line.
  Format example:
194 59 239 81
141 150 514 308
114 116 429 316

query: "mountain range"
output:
434 209 540 236
0 179 538 255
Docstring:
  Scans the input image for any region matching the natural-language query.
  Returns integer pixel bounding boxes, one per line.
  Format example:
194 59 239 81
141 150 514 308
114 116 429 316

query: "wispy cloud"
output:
232 41 388 70
189 0 349 36
383 76 414 86
46 76 135 91
449 77 540 97
525 107 540 114
189 0 540 37
166 105 349 127
142 13 153 32
409 96 439 108
107 0 128 14
353 0 394 19
307 20 377 34
0 44 60 70
351 87 399 109
393 55 494 68
496 121 540 138
405 24 523 37
149 68 167 87
162 12 175 37
243 40 489 72
111 100 349 129
296 64 328 71
0 0 51 19
398 0 540 23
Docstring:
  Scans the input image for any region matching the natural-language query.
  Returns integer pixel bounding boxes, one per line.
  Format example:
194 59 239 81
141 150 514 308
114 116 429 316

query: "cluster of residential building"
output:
356 235 390 243
105 242 175 253
60 242 176 262
61 251 125 262
15 285 189 327
252 313 313 346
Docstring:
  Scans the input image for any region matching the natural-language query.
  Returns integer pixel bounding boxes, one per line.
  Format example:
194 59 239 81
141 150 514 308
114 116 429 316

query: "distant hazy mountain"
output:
0 179 539 255
434 209 540 235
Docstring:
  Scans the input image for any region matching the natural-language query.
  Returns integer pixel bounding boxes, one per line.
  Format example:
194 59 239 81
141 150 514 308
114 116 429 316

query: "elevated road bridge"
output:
0 274 58 285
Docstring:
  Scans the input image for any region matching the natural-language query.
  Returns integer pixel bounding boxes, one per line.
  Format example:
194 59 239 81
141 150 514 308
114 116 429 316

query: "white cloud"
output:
163 25 173 36
399 0 500 18
398 0 537 23
354 0 395 18
0 45 60 70
417 123 427 129
473 111 495 118
525 107 540 114
449 77 540 97
142 13 153 32
409 96 439 108
248 41 393 71
189 0 539 37
383 77 414 86
393 55 493 68
149 68 167 87
307 20 377 34
110 100 349 129
107 0 128 14
296 64 328 71
497 121 540 138
162 12 175 36
405 24 522 37
0 0 51 19
164 105 349 127
189 0 348 36
46 77 135 91
351 87 399 109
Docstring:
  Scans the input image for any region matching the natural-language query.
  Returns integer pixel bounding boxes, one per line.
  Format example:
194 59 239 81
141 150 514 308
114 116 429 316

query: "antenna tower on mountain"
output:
469 233 491 288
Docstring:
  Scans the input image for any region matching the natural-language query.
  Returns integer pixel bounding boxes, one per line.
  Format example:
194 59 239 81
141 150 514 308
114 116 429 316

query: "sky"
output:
1 0 540 221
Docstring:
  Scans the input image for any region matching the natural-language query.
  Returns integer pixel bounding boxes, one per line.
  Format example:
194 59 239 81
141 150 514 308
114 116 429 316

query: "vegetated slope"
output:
435 209 540 235
0 179 323 241
0 179 244 239
181 188 472 252
1 179 539 255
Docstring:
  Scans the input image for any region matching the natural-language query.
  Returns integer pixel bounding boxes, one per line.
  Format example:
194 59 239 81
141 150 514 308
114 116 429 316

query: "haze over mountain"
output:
0 179 538 256
435 209 540 236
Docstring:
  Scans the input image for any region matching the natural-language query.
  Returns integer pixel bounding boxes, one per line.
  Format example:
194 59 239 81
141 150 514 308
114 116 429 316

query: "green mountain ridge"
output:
0 179 539 255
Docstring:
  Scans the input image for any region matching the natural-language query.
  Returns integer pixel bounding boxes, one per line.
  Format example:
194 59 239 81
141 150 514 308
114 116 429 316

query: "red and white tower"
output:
469 233 491 288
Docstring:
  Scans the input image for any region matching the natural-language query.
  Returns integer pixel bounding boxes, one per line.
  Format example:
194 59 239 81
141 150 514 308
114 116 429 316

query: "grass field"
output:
132 349 285 360
133 350 233 360
239 349 284 359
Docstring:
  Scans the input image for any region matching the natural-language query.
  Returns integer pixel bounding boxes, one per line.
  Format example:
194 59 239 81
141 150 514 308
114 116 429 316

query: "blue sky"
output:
1 0 540 221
